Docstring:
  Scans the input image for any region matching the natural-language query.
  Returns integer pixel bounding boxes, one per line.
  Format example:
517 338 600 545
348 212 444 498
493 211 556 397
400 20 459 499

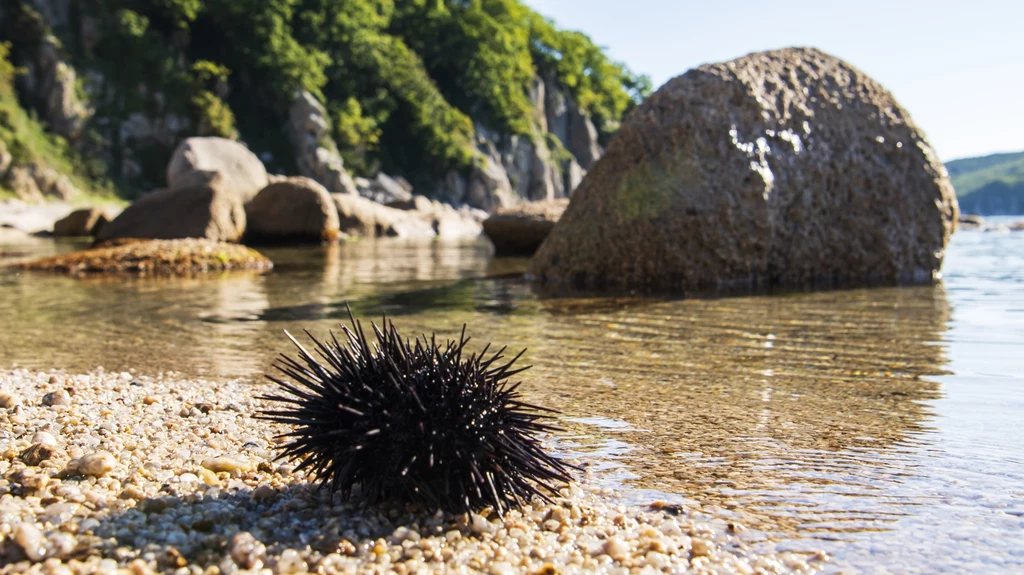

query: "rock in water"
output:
53 207 112 237
484 199 568 256
167 137 268 203
97 177 246 243
531 47 959 293
245 177 340 243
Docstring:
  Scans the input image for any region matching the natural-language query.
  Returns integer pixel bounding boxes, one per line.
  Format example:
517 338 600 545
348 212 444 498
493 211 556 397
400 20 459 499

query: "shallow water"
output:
1 231 1022 573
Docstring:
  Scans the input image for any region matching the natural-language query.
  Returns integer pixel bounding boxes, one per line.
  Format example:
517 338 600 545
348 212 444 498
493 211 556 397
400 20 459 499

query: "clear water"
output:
1 230 1022 573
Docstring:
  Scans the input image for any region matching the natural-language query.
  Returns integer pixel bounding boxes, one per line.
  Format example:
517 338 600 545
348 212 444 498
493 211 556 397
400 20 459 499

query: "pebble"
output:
69 451 117 477
20 443 60 466
32 431 59 446
202 456 250 473
0 392 22 408
42 390 71 407
231 531 266 569
0 368 826 575
15 521 48 561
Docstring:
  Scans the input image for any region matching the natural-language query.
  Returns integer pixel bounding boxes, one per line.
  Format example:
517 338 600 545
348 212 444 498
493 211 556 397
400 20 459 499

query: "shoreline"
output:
0 368 825 574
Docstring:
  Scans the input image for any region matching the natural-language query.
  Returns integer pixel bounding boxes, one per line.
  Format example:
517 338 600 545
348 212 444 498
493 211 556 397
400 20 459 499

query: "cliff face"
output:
0 0 648 211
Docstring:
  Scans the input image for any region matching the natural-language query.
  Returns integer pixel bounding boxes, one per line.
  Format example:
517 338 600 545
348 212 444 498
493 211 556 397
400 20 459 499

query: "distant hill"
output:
946 151 1024 215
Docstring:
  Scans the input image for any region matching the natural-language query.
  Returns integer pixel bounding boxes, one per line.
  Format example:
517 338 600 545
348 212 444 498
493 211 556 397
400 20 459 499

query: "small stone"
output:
691 539 710 557
604 536 629 562
69 451 117 477
32 431 58 446
21 443 60 466
15 521 48 562
251 484 276 502
198 467 220 486
120 485 146 500
470 513 494 534
275 548 307 574
42 390 71 407
231 531 266 569
0 393 22 408
202 457 250 473
143 396 159 405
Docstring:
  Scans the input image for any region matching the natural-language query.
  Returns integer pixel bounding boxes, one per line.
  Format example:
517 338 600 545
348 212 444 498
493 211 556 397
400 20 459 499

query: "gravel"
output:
0 368 827 574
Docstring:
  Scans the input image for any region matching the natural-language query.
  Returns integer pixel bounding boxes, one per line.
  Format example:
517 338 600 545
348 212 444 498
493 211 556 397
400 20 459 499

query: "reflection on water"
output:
2 232 1023 573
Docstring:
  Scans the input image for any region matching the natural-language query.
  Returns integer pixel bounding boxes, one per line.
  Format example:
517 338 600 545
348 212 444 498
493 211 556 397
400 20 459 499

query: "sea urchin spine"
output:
259 310 574 514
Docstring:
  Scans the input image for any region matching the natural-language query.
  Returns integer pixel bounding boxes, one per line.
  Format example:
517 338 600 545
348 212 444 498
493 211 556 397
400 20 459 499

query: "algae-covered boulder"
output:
16 239 272 276
167 137 268 203
531 47 959 293
245 177 340 243
484 199 568 256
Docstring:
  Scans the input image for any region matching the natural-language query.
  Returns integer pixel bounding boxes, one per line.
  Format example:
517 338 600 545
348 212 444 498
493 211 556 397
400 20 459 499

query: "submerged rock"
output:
16 239 272 276
531 47 959 293
245 177 340 243
167 137 268 203
484 199 568 256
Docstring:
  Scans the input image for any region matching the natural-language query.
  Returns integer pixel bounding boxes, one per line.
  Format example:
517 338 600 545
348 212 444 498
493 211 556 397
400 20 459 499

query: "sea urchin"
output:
259 310 574 514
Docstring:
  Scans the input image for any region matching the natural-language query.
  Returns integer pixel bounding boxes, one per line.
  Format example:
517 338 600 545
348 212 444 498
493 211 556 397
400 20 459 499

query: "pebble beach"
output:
0 368 826 574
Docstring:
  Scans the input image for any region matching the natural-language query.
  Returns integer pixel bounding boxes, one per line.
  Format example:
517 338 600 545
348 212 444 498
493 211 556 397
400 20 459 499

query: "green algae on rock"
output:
14 239 272 276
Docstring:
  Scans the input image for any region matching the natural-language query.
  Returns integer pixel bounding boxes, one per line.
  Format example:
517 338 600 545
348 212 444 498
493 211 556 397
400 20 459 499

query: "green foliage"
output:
0 43 117 202
3 0 650 194
947 151 1024 197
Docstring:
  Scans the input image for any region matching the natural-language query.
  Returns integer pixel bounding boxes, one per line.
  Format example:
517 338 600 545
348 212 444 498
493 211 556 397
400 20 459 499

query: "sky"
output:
523 0 1022 161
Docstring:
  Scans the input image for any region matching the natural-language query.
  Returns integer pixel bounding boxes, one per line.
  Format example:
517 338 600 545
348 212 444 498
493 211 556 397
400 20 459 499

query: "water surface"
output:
1 231 1021 573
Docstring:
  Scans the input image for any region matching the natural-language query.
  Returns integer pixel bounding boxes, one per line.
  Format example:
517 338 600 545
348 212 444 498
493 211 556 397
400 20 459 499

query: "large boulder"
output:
245 177 340 243
166 137 268 203
531 47 959 293
97 177 246 242
53 207 112 237
484 199 568 256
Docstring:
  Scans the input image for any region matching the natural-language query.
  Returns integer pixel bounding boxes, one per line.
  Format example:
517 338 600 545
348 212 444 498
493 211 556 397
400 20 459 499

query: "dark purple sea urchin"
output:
258 311 574 514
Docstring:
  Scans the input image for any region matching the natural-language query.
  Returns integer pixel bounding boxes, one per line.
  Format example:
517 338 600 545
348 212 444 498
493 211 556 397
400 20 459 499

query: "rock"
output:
6 166 44 202
34 36 90 141
333 193 430 238
42 389 71 406
0 138 11 176
30 164 79 200
245 177 340 243
484 199 568 256
69 451 117 477
0 393 22 408
957 214 984 230
167 137 268 203
1010 220 1024 232
288 91 359 195
97 177 246 243
202 457 250 473
20 443 59 466
544 75 603 171
359 173 413 205
230 532 266 569
17 238 272 275
32 431 58 446
14 521 47 562
53 207 112 237
531 47 959 293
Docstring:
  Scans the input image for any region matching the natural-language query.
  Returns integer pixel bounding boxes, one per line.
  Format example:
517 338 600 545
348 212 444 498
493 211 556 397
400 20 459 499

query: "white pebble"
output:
70 451 117 477
202 457 250 473
15 522 48 562
275 548 307 574
32 431 58 446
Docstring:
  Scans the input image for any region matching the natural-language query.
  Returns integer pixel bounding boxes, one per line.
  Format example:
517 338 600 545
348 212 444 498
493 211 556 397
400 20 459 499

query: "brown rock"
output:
957 214 984 230
20 443 60 466
5 166 43 202
97 177 246 243
245 177 340 243
531 47 959 293
484 199 568 256
167 137 268 203
332 193 433 238
53 207 112 237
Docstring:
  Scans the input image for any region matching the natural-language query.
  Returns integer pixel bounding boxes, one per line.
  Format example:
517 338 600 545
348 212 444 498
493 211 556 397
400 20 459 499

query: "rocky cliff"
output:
0 0 649 210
